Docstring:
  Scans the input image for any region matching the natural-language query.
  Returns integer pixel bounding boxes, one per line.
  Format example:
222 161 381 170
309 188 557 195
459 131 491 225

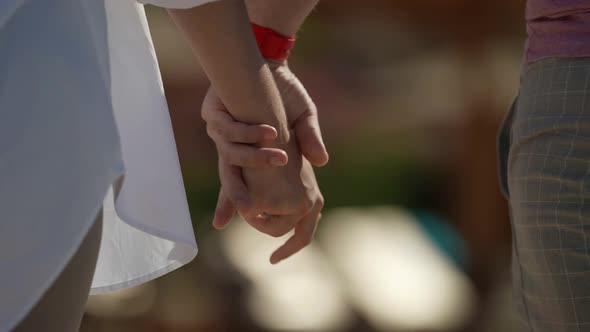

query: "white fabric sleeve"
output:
137 0 219 9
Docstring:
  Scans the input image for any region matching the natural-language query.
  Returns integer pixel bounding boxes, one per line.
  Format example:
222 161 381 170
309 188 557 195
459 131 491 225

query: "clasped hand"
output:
201 62 328 264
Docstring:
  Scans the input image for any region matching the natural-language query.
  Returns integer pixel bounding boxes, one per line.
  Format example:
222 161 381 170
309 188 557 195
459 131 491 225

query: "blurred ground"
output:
82 1 526 331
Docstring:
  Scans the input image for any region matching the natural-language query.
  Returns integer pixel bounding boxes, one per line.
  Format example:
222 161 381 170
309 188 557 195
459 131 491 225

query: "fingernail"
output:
270 156 286 166
264 131 277 140
212 219 223 229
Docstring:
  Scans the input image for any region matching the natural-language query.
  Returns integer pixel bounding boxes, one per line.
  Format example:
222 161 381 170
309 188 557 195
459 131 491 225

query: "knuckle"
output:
309 101 318 113
215 126 228 139
299 197 314 213
207 126 222 141
317 197 325 210
200 108 209 121
206 125 216 139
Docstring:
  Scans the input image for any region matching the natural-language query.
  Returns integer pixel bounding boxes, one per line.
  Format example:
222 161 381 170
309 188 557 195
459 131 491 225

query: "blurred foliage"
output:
316 149 444 210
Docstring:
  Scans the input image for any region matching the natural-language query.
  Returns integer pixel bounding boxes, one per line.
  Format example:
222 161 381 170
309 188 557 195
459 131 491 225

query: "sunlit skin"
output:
170 0 325 264
202 81 327 264
201 0 326 264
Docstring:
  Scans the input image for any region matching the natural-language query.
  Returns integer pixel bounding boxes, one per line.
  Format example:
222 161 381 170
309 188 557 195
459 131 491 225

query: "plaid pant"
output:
499 57 590 331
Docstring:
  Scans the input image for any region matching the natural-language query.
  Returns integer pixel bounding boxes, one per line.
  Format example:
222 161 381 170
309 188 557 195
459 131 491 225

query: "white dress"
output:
0 0 217 330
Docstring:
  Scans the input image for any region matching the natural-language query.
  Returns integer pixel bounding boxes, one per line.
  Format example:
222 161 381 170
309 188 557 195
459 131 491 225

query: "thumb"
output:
294 110 329 167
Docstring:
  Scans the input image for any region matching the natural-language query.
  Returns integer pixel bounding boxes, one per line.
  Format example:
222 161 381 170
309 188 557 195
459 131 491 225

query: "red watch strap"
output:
251 23 295 61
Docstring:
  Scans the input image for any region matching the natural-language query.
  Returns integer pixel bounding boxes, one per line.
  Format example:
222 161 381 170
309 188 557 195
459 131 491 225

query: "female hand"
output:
202 62 329 168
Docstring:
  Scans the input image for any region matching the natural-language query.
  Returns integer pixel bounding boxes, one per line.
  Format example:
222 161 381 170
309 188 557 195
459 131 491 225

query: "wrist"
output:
267 58 288 69
251 23 295 62
245 0 319 36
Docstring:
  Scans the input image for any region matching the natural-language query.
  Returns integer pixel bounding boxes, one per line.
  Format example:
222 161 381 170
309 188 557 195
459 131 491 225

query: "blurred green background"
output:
82 1 525 331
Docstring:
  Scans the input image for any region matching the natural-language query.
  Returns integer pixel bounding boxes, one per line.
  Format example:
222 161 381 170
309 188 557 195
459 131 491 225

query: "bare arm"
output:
246 0 319 36
167 0 289 141
244 0 328 166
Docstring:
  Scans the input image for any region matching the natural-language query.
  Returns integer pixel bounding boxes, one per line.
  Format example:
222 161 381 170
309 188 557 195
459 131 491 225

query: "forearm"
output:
168 1 289 140
246 0 318 36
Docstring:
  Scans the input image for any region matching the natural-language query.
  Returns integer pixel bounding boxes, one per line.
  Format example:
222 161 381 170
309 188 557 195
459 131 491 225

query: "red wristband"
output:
251 23 296 61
